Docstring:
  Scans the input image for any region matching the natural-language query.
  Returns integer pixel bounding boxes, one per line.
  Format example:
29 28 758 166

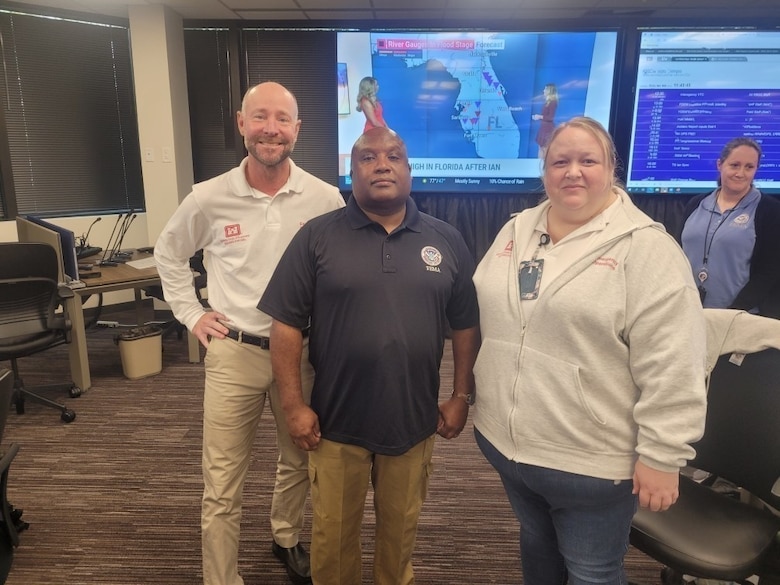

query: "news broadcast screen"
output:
337 30 619 194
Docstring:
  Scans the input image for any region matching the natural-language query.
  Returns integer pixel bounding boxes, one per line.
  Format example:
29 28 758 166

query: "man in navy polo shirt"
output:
258 127 480 585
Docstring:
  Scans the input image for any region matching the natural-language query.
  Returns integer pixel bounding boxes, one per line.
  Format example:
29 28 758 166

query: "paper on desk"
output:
126 256 157 270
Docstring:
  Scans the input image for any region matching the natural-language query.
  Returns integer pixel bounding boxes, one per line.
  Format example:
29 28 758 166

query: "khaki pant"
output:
201 337 313 585
309 435 435 585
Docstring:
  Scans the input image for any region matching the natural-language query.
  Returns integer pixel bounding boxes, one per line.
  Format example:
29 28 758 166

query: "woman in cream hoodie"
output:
473 117 707 585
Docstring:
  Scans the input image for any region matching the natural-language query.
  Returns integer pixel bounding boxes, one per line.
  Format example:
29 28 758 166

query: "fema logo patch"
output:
421 246 442 267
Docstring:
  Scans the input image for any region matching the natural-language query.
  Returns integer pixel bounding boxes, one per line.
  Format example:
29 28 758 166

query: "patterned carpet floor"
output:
1 307 666 584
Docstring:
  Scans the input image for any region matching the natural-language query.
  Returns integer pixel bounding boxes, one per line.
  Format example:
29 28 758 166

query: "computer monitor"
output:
16 215 80 284
625 29 780 195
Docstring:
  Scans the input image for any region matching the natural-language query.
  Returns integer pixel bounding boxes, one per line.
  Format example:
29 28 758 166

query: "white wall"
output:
128 4 194 244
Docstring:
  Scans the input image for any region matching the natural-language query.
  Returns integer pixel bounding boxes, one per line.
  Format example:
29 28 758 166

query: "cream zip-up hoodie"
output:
473 190 707 480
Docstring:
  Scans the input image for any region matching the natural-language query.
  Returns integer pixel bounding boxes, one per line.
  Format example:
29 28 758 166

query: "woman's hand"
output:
632 460 679 512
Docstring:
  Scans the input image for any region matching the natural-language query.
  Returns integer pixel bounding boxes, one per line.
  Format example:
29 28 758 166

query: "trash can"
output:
114 325 163 380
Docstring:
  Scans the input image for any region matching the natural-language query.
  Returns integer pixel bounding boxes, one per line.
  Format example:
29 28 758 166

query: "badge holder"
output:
697 268 708 304
519 259 544 300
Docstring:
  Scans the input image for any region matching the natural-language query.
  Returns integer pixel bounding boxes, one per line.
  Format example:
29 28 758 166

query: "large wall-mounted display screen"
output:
337 30 619 194
626 30 780 195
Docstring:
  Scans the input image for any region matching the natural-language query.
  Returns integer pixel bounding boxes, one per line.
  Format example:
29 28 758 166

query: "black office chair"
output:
143 249 208 340
0 242 79 423
630 348 780 585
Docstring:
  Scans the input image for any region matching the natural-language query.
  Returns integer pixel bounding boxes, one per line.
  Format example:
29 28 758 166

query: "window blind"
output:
0 9 144 217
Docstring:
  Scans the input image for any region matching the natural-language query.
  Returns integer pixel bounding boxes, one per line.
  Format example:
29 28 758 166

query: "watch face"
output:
453 391 474 405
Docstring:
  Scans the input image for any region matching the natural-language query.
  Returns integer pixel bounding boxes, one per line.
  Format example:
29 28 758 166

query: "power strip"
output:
96 320 120 328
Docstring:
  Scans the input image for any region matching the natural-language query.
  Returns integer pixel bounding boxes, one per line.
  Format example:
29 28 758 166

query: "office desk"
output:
66 256 201 391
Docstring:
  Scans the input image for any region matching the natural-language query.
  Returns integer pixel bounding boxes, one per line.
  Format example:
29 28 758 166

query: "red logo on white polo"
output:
224 224 241 238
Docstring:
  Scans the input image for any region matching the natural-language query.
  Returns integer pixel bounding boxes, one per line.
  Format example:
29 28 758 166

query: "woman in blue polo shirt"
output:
680 137 780 318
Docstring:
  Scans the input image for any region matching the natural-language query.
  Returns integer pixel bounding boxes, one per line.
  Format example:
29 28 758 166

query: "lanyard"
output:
701 208 733 269
698 190 748 283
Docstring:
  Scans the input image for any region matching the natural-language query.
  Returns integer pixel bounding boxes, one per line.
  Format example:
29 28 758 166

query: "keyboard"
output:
76 245 102 259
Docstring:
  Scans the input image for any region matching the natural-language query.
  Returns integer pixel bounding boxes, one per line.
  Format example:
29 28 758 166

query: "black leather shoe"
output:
271 542 312 585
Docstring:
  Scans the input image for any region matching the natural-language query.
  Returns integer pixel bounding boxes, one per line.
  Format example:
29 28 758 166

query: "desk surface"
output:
77 252 158 292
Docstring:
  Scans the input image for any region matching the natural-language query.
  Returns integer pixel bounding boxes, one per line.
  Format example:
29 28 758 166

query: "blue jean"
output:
476 429 637 585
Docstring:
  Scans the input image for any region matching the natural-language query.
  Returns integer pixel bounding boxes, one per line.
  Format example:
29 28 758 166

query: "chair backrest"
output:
0 242 60 281
0 243 68 358
690 348 780 509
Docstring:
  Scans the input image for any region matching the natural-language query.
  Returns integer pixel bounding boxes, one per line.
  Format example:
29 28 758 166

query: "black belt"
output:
225 328 309 350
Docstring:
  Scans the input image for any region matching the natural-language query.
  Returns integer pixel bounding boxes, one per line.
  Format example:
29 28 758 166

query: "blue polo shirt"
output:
681 188 759 309
259 196 479 455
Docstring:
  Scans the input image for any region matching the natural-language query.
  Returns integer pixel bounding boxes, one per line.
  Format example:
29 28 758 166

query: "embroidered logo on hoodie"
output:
496 240 513 258
594 256 618 270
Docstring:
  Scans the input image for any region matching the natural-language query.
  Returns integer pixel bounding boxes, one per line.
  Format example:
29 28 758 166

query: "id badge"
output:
518 259 544 300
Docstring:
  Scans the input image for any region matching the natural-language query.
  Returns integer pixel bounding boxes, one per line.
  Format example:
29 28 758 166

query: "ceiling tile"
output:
225 0 300 7
2 0 775 22
519 0 599 7
441 9 519 20
372 0 447 8
152 0 240 19
303 10 376 19
373 10 445 18
654 7 766 16
236 10 309 19
597 0 675 6
514 7 591 18
296 0 373 7
447 0 522 7
669 0 758 5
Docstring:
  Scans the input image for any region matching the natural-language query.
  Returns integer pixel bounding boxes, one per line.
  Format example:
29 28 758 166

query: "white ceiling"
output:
3 0 777 21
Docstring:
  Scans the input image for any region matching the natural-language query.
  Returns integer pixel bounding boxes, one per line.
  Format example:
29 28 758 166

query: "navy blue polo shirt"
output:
259 196 479 455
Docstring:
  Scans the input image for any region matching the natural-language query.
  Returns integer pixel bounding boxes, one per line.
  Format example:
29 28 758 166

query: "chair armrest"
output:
57 285 75 300
51 285 74 336
56 284 74 322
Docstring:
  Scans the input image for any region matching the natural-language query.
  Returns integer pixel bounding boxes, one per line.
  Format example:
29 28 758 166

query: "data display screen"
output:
626 30 780 195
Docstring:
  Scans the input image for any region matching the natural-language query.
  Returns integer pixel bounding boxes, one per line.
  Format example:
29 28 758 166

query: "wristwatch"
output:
452 389 475 405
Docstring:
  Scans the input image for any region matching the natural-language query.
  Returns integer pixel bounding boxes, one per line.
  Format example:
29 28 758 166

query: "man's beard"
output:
246 139 294 168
